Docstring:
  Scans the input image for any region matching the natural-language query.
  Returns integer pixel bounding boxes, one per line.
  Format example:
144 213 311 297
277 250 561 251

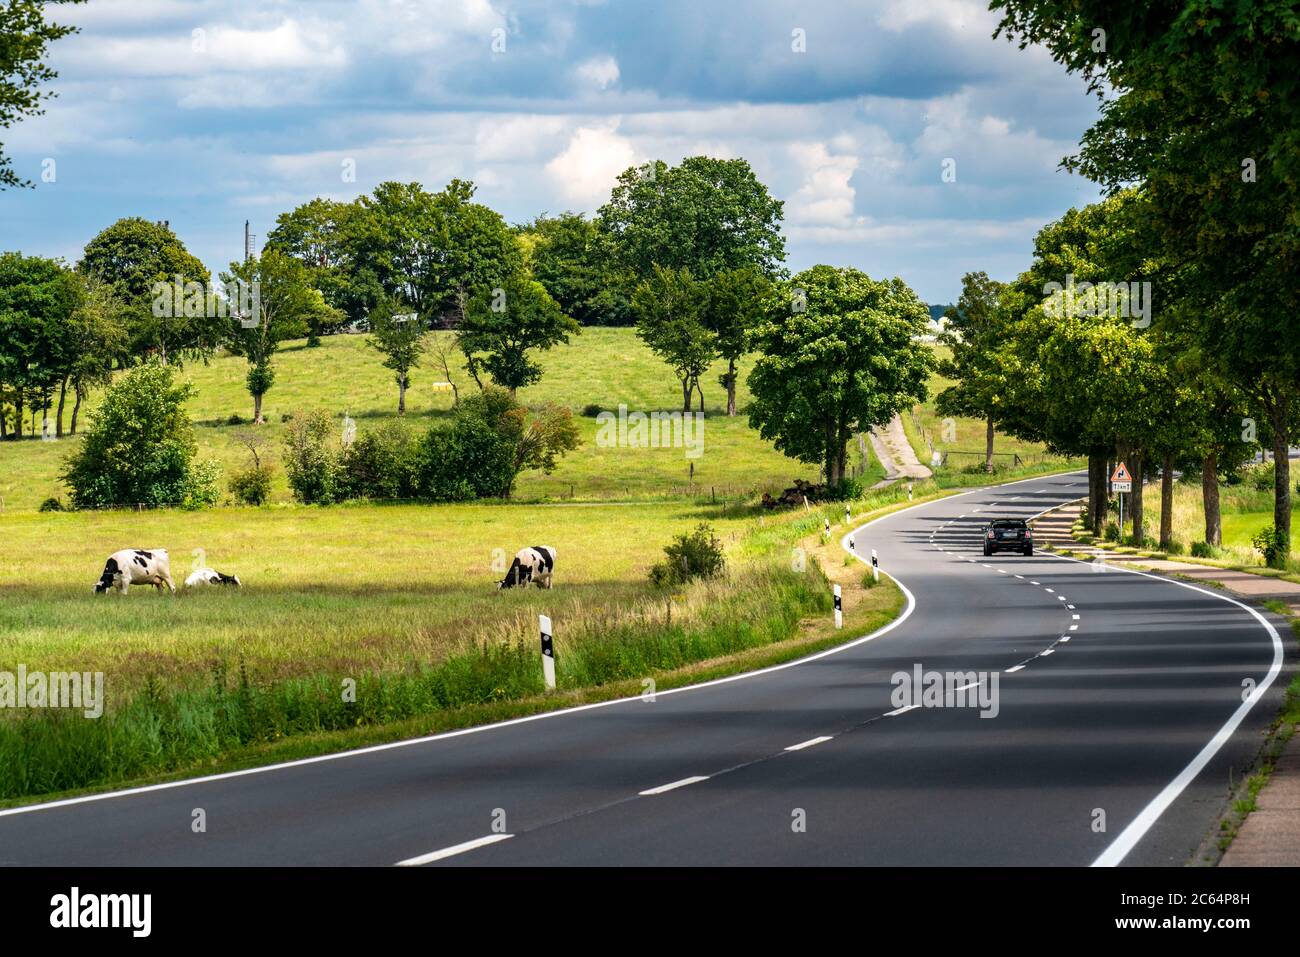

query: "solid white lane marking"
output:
640 776 709 796
886 704 921 717
396 833 513 866
1005 665 1025 673
785 736 833 752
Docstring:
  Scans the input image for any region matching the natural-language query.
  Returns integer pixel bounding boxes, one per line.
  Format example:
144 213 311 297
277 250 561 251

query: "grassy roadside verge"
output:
1 483 964 808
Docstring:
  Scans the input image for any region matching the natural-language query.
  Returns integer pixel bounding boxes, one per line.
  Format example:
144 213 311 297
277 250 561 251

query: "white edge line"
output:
639 775 709 796
8 471 1083 819
1018 553 1286 867
396 833 513 866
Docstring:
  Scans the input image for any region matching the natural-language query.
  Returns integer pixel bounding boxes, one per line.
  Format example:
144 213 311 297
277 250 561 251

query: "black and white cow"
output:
93 549 176 595
184 568 242 589
498 545 556 590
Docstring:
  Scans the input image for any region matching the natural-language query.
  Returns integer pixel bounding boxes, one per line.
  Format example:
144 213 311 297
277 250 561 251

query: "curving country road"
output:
0 471 1288 866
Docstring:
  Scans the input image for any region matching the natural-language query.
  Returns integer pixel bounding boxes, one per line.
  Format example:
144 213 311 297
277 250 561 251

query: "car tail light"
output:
987 530 995 539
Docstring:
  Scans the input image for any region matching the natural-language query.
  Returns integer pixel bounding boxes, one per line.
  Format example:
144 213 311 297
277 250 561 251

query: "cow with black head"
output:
498 546 556 590
94 549 176 596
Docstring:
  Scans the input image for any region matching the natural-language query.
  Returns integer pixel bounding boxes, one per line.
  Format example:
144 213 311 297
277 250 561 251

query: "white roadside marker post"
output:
907 483 913 501
833 584 842 629
845 503 851 525
539 614 556 690
871 549 879 583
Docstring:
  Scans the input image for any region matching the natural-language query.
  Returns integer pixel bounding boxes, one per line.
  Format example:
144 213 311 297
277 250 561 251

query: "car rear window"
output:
991 520 1026 528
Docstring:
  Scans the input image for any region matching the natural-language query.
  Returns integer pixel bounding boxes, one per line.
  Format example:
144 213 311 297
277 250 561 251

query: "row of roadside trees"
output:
936 0 1300 567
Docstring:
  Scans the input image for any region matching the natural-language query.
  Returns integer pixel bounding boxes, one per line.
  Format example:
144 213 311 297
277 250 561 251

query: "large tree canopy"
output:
599 156 786 282
77 217 216 365
747 266 933 486
0 0 84 189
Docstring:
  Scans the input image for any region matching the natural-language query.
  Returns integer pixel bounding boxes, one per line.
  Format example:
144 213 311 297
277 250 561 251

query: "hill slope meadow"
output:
0 328 850 512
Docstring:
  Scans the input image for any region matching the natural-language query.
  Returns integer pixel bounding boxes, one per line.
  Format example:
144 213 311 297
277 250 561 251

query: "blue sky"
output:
0 0 1104 304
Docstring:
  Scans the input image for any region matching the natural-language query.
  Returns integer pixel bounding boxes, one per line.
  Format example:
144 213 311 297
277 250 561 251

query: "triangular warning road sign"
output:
1110 462 1132 483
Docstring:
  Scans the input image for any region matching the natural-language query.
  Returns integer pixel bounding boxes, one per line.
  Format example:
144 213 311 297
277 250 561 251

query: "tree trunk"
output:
1270 395 1291 567
398 375 407 415
13 390 22 440
56 377 67 438
681 378 691 414
71 384 83 435
985 416 995 473
1088 451 1106 535
725 358 737 417
1130 451 1145 544
0 388 7 439
1159 451 1174 549
1202 451 1221 547
253 391 264 426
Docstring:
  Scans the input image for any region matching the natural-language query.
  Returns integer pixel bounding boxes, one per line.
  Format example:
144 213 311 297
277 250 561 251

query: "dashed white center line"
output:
1057 596 1066 601
1066 604 1075 609
784 736 833 752
396 833 514 867
1039 649 1055 657
1005 665 1026 673
1072 614 1080 620
1060 636 1071 643
886 704 921 717
1030 581 1040 585
1044 588 1054 593
1014 574 1025 580
1069 624 1078 631
639 775 710 796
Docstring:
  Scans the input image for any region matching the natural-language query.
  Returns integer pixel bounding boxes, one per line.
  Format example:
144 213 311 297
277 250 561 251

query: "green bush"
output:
38 496 63 512
825 477 864 501
226 413 245 426
414 414 515 502
1190 540 1216 558
228 463 274 506
338 422 419 500
281 409 340 504
62 362 219 509
581 403 604 417
649 523 727 589
1252 524 1288 568
1103 522 1120 542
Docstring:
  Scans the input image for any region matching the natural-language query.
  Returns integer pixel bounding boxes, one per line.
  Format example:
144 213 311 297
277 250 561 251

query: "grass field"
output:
0 328 852 512
1140 478 1298 570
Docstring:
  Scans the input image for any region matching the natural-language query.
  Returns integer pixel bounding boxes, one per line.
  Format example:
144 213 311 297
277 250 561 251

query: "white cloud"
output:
574 55 620 90
786 142 864 229
544 124 638 208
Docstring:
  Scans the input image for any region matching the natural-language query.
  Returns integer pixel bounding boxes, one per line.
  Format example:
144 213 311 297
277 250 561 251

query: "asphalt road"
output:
0 471 1288 866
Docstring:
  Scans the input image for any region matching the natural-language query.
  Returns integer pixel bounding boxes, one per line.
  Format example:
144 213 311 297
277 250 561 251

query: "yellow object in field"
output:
430 382 454 392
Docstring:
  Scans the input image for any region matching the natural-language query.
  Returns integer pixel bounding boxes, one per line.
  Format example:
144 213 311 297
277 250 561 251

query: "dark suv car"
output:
983 518 1033 556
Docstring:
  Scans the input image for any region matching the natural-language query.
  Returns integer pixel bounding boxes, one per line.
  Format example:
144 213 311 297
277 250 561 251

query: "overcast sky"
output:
0 0 1104 304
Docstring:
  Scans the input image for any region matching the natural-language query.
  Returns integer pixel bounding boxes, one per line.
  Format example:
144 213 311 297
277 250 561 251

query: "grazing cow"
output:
93 549 175 596
498 545 556 590
185 568 242 589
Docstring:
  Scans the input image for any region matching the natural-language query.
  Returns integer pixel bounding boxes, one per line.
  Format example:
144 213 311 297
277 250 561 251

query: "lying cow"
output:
185 568 242 589
93 548 175 595
498 545 556 590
